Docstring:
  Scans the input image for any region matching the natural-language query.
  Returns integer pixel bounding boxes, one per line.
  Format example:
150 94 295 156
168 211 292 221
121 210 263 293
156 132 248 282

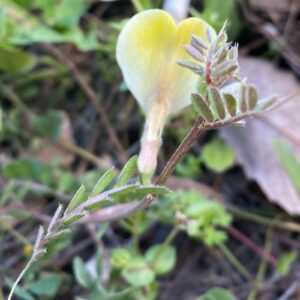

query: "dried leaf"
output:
221 57 300 214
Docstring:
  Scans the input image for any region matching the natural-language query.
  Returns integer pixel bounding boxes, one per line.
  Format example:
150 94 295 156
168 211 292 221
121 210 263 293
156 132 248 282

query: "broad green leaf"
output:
73 256 95 289
273 138 300 193
145 245 176 275
276 251 297 276
0 48 37 74
122 258 155 287
65 185 86 215
28 274 62 297
197 287 236 300
192 93 214 122
201 138 235 173
116 156 138 186
89 168 116 198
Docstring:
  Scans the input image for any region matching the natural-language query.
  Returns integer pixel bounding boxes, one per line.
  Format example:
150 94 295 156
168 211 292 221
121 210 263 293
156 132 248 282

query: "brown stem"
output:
156 116 204 185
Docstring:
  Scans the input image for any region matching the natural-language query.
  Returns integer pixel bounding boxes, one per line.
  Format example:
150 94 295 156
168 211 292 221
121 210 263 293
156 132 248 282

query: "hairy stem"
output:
156 116 204 185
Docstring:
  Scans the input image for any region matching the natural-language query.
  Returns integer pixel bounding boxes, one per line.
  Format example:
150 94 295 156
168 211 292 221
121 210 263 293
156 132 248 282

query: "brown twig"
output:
43 44 128 164
155 116 204 185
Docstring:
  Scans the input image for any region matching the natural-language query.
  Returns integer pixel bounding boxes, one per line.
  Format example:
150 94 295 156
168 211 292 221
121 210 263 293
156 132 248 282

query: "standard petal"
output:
116 9 175 110
166 18 216 113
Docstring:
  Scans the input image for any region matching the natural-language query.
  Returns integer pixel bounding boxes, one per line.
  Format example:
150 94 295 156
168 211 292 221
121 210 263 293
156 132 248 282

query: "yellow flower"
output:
117 9 215 176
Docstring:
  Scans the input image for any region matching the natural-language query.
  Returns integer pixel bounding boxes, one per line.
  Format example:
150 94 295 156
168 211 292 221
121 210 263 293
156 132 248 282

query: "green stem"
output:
247 229 273 300
151 226 179 264
228 206 300 233
219 243 252 281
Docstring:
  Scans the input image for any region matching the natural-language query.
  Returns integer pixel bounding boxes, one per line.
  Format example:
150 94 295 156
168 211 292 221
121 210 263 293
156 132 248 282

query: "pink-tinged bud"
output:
137 139 161 175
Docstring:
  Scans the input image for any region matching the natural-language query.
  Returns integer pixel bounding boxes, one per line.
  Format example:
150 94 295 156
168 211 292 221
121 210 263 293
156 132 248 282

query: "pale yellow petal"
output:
166 17 216 113
116 9 175 110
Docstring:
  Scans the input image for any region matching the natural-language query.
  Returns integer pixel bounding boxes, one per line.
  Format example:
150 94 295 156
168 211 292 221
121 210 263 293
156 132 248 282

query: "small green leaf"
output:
197 287 236 300
65 185 86 215
201 138 235 173
89 168 116 198
192 93 214 122
145 245 176 275
240 84 247 113
84 198 112 211
63 212 85 225
223 93 237 116
136 185 170 196
73 256 95 289
116 156 138 186
122 258 155 287
110 185 138 196
276 251 297 276
247 85 258 111
28 274 62 297
111 249 132 269
210 87 226 119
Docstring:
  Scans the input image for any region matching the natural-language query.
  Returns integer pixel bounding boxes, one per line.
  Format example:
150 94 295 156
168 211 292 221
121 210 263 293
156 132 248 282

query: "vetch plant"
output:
117 9 276 182
117 9 216 179
8 8 279 300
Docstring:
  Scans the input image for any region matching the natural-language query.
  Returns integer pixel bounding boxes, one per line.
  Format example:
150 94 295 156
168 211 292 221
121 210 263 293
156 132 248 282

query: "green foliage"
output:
116 155 138 186
111 248 132 269
176 154 202 179
122 257 155 287
159 190 232 246
0 0 112 57
26 273 62 297
276 251 298 276
197 287 236 300
30 110 62 140
89 168 116 198
0 48 37 74
201 138 235 173
5 273 63 300
2 158 54 185
145 245 176 275
73 257 95 289
273 138 300 193
65 185 86 215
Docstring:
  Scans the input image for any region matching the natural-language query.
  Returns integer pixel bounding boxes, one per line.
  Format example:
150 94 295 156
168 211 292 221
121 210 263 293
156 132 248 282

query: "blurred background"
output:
1 0 300 299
